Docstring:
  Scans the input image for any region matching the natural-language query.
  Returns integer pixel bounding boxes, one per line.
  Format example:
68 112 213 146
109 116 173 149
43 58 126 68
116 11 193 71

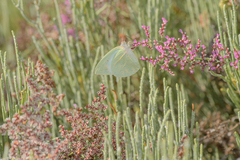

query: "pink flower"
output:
136 18 232 75
65 0 71 6
67 28 75 38
140 56 146 60
61 14 71 25
162 17 168 23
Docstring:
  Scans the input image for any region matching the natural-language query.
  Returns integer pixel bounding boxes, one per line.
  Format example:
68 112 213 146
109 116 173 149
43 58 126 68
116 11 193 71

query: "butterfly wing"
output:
111 44 140 77
95 47 123 75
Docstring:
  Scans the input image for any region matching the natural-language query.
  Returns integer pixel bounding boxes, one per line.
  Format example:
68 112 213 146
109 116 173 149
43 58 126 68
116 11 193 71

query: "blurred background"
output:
1 0 240 158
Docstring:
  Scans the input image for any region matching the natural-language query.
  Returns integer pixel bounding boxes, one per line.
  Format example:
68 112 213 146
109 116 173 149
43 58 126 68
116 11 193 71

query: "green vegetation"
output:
0 0 240 159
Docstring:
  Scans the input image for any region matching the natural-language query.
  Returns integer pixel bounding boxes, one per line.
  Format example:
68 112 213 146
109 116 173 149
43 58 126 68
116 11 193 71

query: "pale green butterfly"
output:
95 42 140 77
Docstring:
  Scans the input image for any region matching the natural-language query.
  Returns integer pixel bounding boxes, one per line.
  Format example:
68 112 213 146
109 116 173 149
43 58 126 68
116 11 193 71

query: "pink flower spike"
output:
162 17 168 23
140 56 145 60
132 19 233 75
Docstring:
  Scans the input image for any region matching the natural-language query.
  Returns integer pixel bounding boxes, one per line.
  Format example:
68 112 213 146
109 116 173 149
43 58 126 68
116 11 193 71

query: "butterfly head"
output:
120 41 131 51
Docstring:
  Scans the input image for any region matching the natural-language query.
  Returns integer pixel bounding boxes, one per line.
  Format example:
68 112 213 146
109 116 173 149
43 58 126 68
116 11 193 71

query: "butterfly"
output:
95 42 140 77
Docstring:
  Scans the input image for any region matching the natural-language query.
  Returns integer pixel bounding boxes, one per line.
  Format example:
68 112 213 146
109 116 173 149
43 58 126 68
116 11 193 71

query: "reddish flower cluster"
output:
1 60 126 159
55 84 125 159
0 60 64 159
132 18 232 75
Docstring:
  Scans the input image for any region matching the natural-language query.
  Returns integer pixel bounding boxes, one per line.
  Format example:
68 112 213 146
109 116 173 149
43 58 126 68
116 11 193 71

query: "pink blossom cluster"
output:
159 17 167 36
132 18 232 75
230 49 240 69
58 0 75 38
61 14 71 25
55 84 125 159
142 25 150 38
61 0 72 25
0 60 64 159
